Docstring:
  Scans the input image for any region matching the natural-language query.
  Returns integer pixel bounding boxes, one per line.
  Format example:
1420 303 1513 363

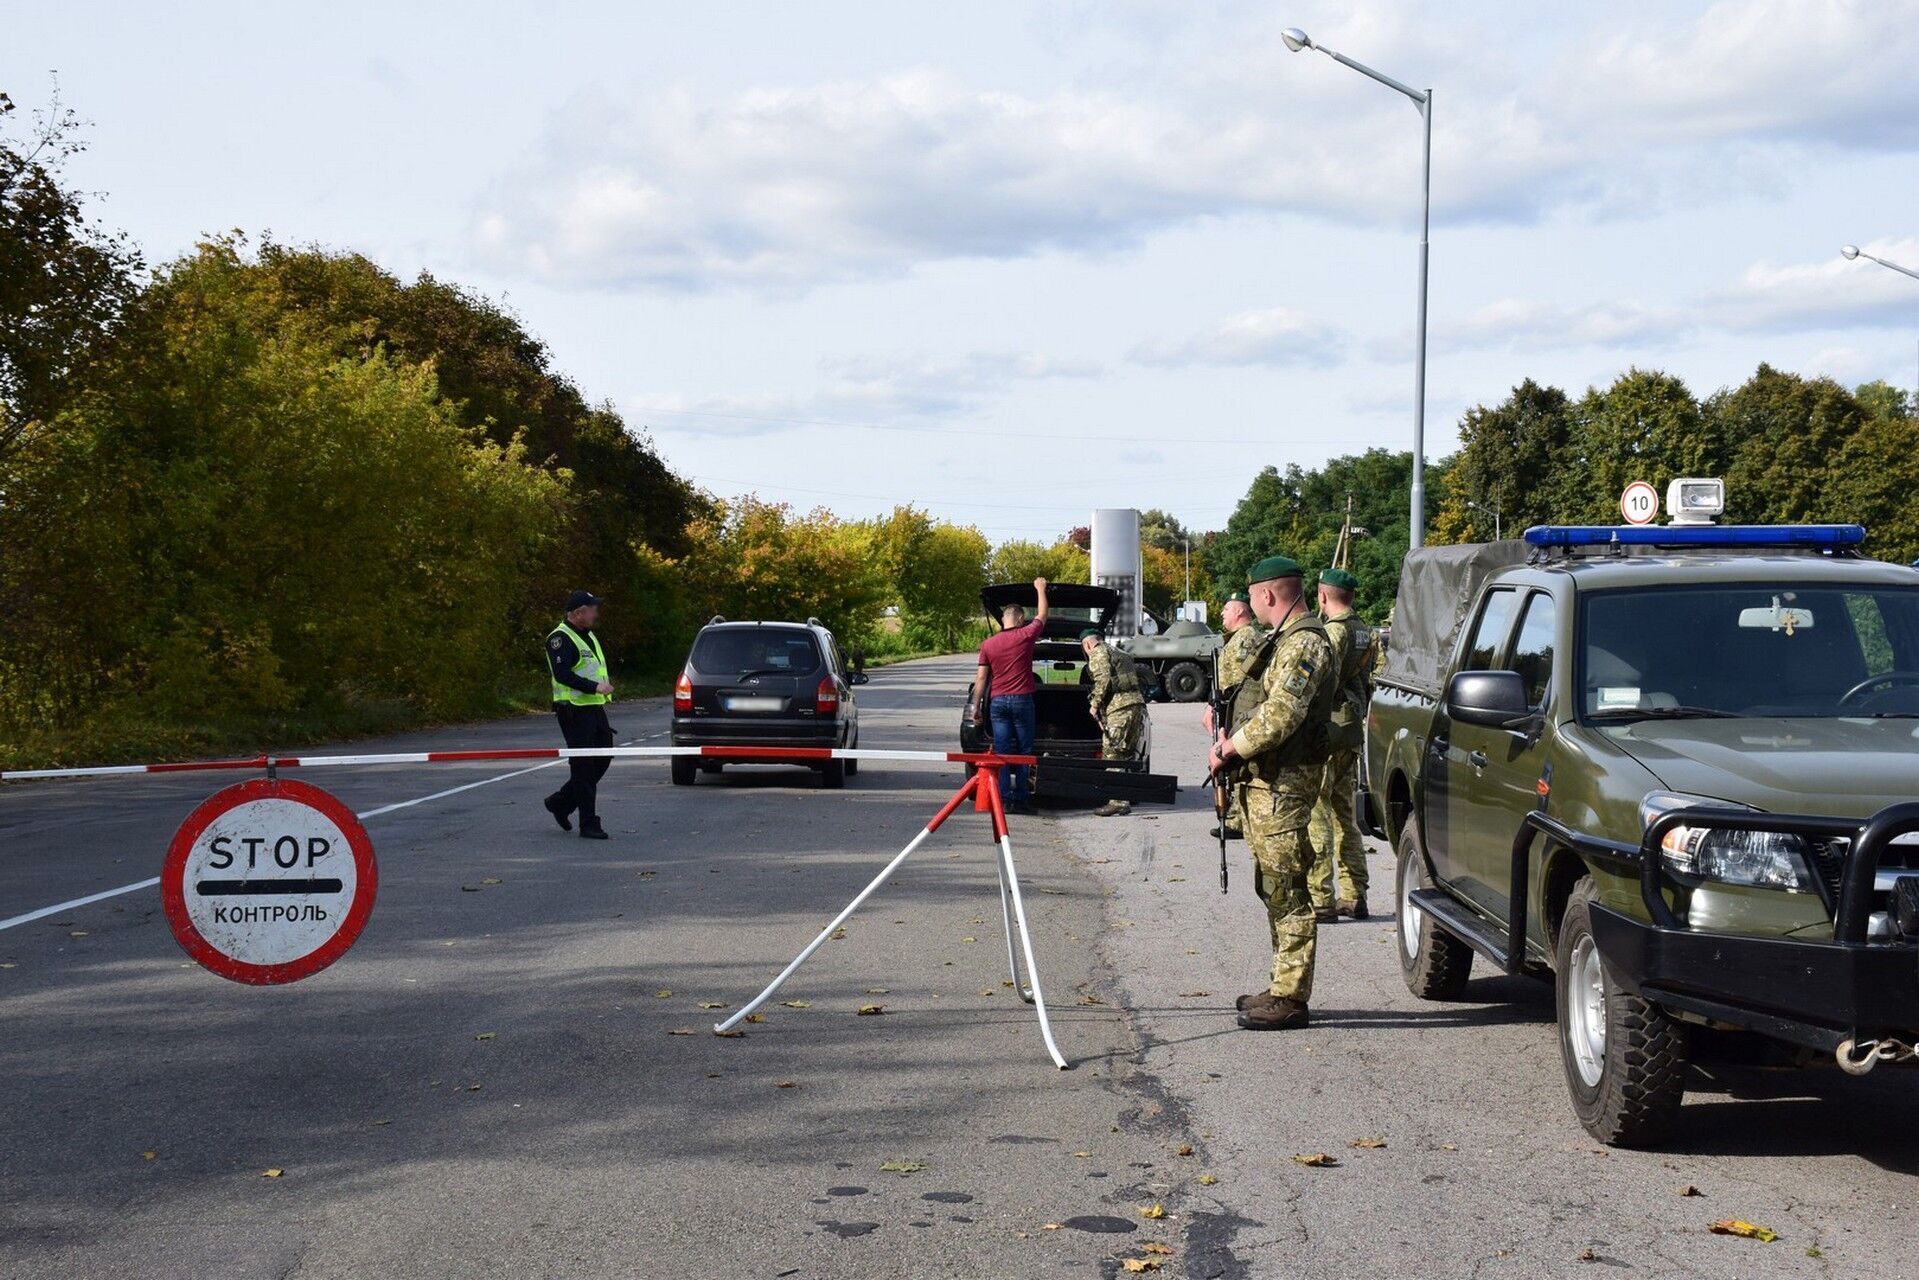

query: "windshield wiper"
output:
732 667 790 681
1588 705 1738 722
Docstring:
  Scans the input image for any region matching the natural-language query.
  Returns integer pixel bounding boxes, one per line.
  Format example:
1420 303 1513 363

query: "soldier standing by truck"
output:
1081 628 1148 816
1207 593 1261 841
1207 556 1337 1031
1308 567 1376 920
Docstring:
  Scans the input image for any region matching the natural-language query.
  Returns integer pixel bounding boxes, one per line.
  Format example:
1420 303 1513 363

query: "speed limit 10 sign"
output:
1620 481 1659 526
161 778 377 985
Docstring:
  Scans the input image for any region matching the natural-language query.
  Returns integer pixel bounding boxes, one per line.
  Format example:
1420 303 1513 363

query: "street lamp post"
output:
1841 246 1919 412
1466 500 1503 541
1284 26 1433 550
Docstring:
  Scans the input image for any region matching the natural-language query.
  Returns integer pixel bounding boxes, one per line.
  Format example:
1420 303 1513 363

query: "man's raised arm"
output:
1032 577 1050 628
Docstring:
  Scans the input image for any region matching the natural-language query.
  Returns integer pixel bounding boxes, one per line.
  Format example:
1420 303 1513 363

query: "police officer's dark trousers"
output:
550 703 614 829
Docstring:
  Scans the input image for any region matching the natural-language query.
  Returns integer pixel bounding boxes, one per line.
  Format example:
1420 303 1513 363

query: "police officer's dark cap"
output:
565 590 603 611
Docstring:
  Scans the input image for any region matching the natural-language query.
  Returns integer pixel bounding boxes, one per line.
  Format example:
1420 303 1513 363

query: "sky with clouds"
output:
12 0 1919 541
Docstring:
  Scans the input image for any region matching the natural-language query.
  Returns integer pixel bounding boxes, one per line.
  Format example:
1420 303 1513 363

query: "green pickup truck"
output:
1362 516 1919 1146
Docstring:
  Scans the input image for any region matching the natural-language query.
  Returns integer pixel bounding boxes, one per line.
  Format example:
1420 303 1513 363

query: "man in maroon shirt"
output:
973 577 1050 815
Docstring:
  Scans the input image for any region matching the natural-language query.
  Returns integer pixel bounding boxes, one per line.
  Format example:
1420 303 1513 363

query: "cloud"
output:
1709 238 1919 333
628 347 1098 436
473 3 1919 292
1132 307 1346 369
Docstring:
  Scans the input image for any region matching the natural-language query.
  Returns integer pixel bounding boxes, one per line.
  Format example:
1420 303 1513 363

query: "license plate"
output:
724 696 784 713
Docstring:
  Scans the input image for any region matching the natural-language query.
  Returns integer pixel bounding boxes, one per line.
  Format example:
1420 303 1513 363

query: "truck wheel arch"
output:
1540 845 1587 959
1386 770 1415 842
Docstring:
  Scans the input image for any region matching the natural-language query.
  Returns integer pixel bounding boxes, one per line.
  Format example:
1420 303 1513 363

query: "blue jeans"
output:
989 693 1037 807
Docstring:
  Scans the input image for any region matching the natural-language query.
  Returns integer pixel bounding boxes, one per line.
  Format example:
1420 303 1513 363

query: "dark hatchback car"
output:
960 582 1152 770
671 618 861 788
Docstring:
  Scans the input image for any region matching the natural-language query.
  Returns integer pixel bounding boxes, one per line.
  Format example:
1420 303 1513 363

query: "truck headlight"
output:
1639 791 1815 893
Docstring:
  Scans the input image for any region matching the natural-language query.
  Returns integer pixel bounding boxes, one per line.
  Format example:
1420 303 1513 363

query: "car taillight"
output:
674 672 693 713
815 676 839 714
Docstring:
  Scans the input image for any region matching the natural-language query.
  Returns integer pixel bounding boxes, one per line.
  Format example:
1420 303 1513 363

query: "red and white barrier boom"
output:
3 744 1071 1071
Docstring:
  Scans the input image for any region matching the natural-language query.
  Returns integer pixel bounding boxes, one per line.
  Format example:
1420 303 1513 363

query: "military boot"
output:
1313 905 1339 924
1209 826 1245 841
1338 896 1370 920
1235 991 1282 1014
1096 800 1132 817
1237 997 1310 1031
542 793 573 832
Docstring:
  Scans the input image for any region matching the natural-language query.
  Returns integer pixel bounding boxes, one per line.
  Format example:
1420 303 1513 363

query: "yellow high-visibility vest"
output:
548 622 609 706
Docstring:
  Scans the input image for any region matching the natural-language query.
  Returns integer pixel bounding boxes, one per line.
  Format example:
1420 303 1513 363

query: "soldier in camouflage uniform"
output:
1208 555 1337 1031
1208 594 1262 840
1081 629 1148 816
1307 567 1376 920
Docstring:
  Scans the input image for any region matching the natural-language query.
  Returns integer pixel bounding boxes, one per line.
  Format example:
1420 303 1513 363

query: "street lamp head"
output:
1841 245 1860 260
1281 27 1313 52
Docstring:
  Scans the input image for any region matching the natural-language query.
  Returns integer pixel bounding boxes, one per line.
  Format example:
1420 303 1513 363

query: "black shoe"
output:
579 825 608 840
543 794 573 831
1209 826 1245 841
1313 906 1339 924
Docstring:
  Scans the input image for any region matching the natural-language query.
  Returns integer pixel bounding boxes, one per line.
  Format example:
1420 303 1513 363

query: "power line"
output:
644 405 1270 447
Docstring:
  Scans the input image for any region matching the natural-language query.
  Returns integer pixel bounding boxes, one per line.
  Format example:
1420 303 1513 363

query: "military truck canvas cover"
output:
1379 540 1529 697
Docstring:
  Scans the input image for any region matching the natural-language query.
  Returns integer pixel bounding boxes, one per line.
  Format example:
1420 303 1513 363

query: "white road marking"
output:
0 733 662 935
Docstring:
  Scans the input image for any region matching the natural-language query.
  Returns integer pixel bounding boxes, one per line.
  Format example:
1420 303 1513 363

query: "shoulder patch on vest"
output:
548 635 566 651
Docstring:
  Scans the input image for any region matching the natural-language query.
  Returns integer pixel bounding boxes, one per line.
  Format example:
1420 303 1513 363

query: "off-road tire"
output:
1555 877 1687 1148
1395 818 1473 1000
1164 661 1209 703
671 756 697 786
820 758 846 789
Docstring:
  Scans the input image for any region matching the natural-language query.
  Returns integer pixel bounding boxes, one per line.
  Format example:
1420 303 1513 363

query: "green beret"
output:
1078 628 1103 641
1246 555 1302 585
1228 591 1250 605
1319 567 1359 591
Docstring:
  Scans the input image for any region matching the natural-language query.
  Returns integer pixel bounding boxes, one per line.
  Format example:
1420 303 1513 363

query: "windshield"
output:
1580 583 1919 720
690 629 822 677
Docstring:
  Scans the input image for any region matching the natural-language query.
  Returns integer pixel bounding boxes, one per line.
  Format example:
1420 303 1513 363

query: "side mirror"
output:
1445 670 1539 731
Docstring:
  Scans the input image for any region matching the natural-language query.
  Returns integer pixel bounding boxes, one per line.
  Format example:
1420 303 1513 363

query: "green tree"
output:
1432 379 1571 542
1711 364 1869 525
0 85 142 459
1854 379 1912 423
987 539 1088 586
679 498 889 648
1549 369 1715 524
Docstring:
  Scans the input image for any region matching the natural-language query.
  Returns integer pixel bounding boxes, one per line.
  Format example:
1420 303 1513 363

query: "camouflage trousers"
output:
1236 783 1318 1003
1101 703 1146 762
1307 748 1369 908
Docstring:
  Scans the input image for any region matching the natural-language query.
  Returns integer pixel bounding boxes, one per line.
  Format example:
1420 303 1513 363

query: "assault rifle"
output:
1209 648 1231 894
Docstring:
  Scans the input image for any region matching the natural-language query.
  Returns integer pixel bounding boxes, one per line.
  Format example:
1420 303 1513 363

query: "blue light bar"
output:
1522 524 1865 549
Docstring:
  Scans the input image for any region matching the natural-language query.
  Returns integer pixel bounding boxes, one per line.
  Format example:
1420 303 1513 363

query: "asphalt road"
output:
3 652 1916 1278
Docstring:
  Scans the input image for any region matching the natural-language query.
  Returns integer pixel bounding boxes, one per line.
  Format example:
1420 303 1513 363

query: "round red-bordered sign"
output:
161 778 377 985
1620 480 1659 526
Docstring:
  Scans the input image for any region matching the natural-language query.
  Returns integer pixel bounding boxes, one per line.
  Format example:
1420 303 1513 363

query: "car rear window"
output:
691 629 822 676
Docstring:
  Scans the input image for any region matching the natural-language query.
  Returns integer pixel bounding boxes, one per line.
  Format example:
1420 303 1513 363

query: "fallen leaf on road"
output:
638 870 656 878
1710 1220 1778 1242
1138 1202 1166 1219
1176 1144 1193 1157
262 1169 284 1178
857 1004 886 1016
371 1119 391 1126
698 1002 727 1009
1141 1243 1173 1256
480 877 503 885
979 989 996 996
1120 1260 1161 1274
1440 1143 1458 1152
1577 1248 1598 1262
654 990 673 998
776 1081 797 1089
961 936 978 943
782 1001 811 1009
1073 1151 1092 1159
866 988 889 995
713 1029 745 1038
830 928 847 940
1177 992 1210 999
474 1032 496 1041
141 1151 157 1161
460 885 481 892
464 1083 482 1091
668 1029 694 1036
1168 877 1186 883
1078 995 1106 1006
69 930 89 938
1042 1222 1062 1231
744 1014 765 1023
1349 1138 1387 1150
1197 1174 1218 1186
879 1160 924 1174
1677 1184 1701 1197
1291 1153 1338 1167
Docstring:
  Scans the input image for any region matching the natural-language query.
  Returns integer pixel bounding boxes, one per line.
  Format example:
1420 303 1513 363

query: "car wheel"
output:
1164 661 1209 703
1555 877 1687 1148
821 758 846 789
845 728 859 776
1395 818 1473 1000
671 755 697 786
699 761 723 775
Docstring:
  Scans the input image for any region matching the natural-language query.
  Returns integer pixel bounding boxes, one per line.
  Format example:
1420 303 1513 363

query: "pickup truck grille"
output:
1811 835 1919 906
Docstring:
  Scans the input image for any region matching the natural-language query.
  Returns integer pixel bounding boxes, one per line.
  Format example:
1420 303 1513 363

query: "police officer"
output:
543 590 615 840
1308 568 1375 920
1207 592 1262 841
1207 556 1336 1031
1080 628 1148 817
